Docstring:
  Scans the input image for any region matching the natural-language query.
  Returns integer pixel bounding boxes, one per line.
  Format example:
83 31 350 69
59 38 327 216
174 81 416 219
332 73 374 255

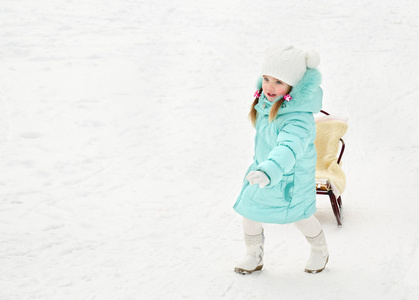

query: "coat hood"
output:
256 68 323 115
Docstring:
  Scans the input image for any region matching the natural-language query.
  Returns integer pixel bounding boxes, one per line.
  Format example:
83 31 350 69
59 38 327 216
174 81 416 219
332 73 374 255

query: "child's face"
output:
262 75 292 102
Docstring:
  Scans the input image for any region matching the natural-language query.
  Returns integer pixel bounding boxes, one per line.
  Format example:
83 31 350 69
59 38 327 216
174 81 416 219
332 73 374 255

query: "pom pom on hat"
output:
305 50 320 69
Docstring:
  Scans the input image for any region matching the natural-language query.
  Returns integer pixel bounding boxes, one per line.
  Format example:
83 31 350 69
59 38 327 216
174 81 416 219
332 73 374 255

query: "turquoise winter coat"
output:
233 68 322 224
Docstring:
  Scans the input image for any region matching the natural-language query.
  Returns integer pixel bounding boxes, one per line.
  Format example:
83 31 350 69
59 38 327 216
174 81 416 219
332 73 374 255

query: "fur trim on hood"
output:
256 68 323 115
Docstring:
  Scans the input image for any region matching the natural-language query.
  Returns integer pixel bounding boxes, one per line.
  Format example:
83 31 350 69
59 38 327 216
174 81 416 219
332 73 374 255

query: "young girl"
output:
233 45 328 274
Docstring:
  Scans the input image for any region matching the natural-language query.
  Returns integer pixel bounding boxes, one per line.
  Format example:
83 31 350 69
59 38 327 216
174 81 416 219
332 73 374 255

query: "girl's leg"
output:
242 217 263 235
295 215 322 237
235 217 264 274
295 215 329 273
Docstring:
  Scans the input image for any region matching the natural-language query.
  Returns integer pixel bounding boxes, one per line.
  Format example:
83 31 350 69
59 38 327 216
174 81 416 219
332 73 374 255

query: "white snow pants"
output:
243 215 322 238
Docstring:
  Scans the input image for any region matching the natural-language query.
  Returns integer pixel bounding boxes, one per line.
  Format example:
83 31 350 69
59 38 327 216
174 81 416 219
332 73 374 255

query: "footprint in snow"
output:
19 132 43 139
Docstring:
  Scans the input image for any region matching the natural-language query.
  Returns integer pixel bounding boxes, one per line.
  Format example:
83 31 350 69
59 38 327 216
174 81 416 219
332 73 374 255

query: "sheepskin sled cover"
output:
315 115 348 194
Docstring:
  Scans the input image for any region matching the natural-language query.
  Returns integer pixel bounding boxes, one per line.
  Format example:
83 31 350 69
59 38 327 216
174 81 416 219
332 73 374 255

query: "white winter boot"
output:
304 230 329 273
234 231 264 275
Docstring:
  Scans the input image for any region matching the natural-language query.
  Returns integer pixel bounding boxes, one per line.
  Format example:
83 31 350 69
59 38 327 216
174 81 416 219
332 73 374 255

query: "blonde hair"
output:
248 88 286 127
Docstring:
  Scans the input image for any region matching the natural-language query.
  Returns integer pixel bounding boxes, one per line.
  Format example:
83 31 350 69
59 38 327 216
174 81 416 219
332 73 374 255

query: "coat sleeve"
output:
255 113 315 188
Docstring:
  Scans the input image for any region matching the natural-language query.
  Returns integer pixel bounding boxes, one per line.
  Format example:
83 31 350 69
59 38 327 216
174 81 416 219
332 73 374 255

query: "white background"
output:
1 0 418 299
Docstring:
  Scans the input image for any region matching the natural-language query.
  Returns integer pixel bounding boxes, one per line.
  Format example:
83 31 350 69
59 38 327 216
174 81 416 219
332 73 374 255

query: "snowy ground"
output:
1 0 419 299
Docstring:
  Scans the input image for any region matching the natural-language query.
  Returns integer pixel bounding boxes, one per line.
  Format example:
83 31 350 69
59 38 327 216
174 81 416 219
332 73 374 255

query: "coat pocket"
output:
282 174 294 203
252 173 294 207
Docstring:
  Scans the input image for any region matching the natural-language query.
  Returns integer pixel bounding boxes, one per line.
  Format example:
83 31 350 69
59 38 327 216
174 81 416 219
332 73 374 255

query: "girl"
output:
233 45 328 274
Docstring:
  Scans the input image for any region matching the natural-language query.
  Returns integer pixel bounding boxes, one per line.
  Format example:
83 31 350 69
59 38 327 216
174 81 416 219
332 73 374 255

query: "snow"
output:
1 0 418 299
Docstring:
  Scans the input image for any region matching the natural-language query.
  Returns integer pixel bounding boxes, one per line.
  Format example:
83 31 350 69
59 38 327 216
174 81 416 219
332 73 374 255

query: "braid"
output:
249 88 262 127
269 98 285 123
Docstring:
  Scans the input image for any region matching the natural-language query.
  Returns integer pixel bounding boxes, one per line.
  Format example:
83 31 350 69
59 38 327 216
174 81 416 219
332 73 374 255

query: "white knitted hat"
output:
261 45 320 86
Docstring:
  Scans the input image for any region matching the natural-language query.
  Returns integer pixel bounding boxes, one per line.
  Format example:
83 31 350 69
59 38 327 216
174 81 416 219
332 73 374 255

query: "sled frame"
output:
316 110 346 227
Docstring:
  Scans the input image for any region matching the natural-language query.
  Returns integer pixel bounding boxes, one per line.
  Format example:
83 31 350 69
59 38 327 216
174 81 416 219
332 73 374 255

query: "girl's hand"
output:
246 171 270 188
